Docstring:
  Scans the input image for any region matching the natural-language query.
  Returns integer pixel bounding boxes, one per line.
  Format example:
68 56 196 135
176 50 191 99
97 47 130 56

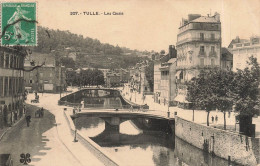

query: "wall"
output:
175 116 259 166
63 110 122 166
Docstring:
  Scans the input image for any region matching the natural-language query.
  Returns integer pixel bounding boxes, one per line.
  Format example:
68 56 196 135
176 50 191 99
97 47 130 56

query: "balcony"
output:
176 37 221 46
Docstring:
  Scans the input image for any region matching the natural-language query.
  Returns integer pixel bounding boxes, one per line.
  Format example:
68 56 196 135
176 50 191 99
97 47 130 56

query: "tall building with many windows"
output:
175 13 221 107
0 47 26 127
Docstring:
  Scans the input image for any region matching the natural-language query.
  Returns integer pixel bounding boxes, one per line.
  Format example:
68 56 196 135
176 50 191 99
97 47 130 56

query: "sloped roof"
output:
228 38 249 48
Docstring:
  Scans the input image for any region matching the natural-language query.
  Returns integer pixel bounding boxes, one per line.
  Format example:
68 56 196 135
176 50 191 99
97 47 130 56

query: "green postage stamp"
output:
1 2 37 46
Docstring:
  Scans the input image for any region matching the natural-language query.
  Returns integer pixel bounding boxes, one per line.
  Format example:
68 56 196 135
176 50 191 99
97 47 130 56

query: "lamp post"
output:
73 118 78 142
167 102 170 118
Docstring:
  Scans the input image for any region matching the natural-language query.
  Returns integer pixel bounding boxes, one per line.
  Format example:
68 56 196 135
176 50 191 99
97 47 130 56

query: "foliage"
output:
187 69 217 126
60 57 76 69
65 70 77 86
187 56 260 129
231 56 260 117
33 26 149 69
145 61 154 92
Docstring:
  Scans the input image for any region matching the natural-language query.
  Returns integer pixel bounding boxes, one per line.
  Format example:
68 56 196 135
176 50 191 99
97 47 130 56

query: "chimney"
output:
214 12 220 22
169 45 177 58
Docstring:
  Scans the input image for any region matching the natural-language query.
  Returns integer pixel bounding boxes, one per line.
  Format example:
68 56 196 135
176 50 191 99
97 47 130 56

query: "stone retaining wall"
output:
175 116 259 166
63 110 122 166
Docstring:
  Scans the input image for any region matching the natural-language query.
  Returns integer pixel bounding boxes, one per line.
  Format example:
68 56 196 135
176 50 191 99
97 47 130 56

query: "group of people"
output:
24 105 45 127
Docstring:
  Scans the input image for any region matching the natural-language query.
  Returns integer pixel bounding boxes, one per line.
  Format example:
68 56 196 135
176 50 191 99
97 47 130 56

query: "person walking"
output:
40 107 44 117
211 116 214 124
215 115 218 124
26 114 31 127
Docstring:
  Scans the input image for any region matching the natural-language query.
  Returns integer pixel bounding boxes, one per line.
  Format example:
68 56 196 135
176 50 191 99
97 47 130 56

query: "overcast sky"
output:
9 0 260 52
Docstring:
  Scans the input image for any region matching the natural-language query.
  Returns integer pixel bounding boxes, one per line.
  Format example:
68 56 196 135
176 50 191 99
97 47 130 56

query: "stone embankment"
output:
175 116 259 166
63 110 123 166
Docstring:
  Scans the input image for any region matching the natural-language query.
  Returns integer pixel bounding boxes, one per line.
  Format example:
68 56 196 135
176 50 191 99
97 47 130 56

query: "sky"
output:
7 0 260 52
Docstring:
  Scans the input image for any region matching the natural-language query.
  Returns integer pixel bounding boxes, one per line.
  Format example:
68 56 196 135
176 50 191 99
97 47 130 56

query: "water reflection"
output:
75 116 240 166
83 97 122 108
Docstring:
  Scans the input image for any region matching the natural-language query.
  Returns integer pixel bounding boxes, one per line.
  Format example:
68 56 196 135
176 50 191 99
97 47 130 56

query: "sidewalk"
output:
0 114 25 141
121 84 260 137
26 93 104 166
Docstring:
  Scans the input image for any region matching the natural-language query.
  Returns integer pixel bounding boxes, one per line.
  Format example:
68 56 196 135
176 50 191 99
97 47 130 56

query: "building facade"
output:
24 53 66 93
154 45 177 106
221 47 233 70
129 62 151 95
175 13 221 107
228 36 260 71
0 47 26 128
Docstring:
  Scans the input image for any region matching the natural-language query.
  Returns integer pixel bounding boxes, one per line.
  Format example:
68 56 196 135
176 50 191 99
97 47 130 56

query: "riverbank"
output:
64 109 123 166
175 115 259 166
120 84 260 138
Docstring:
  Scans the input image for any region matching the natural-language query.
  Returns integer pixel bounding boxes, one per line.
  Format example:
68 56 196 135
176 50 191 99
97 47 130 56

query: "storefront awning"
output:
174 95 191 103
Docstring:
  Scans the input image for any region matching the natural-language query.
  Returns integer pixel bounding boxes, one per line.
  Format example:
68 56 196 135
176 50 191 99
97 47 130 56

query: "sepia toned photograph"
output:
0 0 259 165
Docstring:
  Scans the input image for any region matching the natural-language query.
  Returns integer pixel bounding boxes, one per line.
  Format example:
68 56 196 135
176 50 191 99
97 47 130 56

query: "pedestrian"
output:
215 115 218 124
26 115 31 127
40 107 44 117
211 116 214 123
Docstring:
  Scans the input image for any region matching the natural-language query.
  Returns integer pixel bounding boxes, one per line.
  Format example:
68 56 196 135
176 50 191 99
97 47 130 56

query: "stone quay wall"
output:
175 116 259 166
63 110 122 166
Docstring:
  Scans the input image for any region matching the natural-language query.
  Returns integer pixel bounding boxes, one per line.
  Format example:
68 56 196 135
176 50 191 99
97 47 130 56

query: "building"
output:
129 62 151 95
228 36 260 71
175 13 221 107
154 45 177 106
0 47 26 128
221 47 233 70
118 68 130 83
24 52 66 93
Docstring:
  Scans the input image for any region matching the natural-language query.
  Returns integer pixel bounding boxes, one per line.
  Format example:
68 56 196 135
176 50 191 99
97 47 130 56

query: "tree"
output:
187 69 217 126
231 56 260 136
65 70 77 86
210 69 234 130
145 61 154 92
61 57 76 69
160 50 165 55
95 70 105 86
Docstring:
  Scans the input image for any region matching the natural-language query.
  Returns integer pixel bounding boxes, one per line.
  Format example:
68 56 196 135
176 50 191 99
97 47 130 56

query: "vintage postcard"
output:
0 0 259 166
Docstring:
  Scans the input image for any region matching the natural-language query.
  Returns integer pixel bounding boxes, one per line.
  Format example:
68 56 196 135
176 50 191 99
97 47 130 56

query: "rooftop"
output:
24 52 55 67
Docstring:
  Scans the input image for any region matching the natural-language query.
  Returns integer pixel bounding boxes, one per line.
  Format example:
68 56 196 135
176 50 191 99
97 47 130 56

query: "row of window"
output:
0 77 24 97
0 52 24 69
28 79 53 84
200 45 215 53
200 58 216 66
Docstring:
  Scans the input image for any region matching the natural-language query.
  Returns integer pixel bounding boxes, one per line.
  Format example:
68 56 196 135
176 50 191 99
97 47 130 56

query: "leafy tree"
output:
65 70 77 86
160 50 165 55
231 56 260 136
210 69 234 130
187 69 217 126
145 61 154 92
61 57 76 69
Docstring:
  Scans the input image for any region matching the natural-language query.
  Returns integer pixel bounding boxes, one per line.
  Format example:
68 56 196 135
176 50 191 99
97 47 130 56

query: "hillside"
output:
33 26 150 69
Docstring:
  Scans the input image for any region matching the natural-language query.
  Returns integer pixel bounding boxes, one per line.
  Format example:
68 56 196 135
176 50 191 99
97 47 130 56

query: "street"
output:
0 104 82 166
